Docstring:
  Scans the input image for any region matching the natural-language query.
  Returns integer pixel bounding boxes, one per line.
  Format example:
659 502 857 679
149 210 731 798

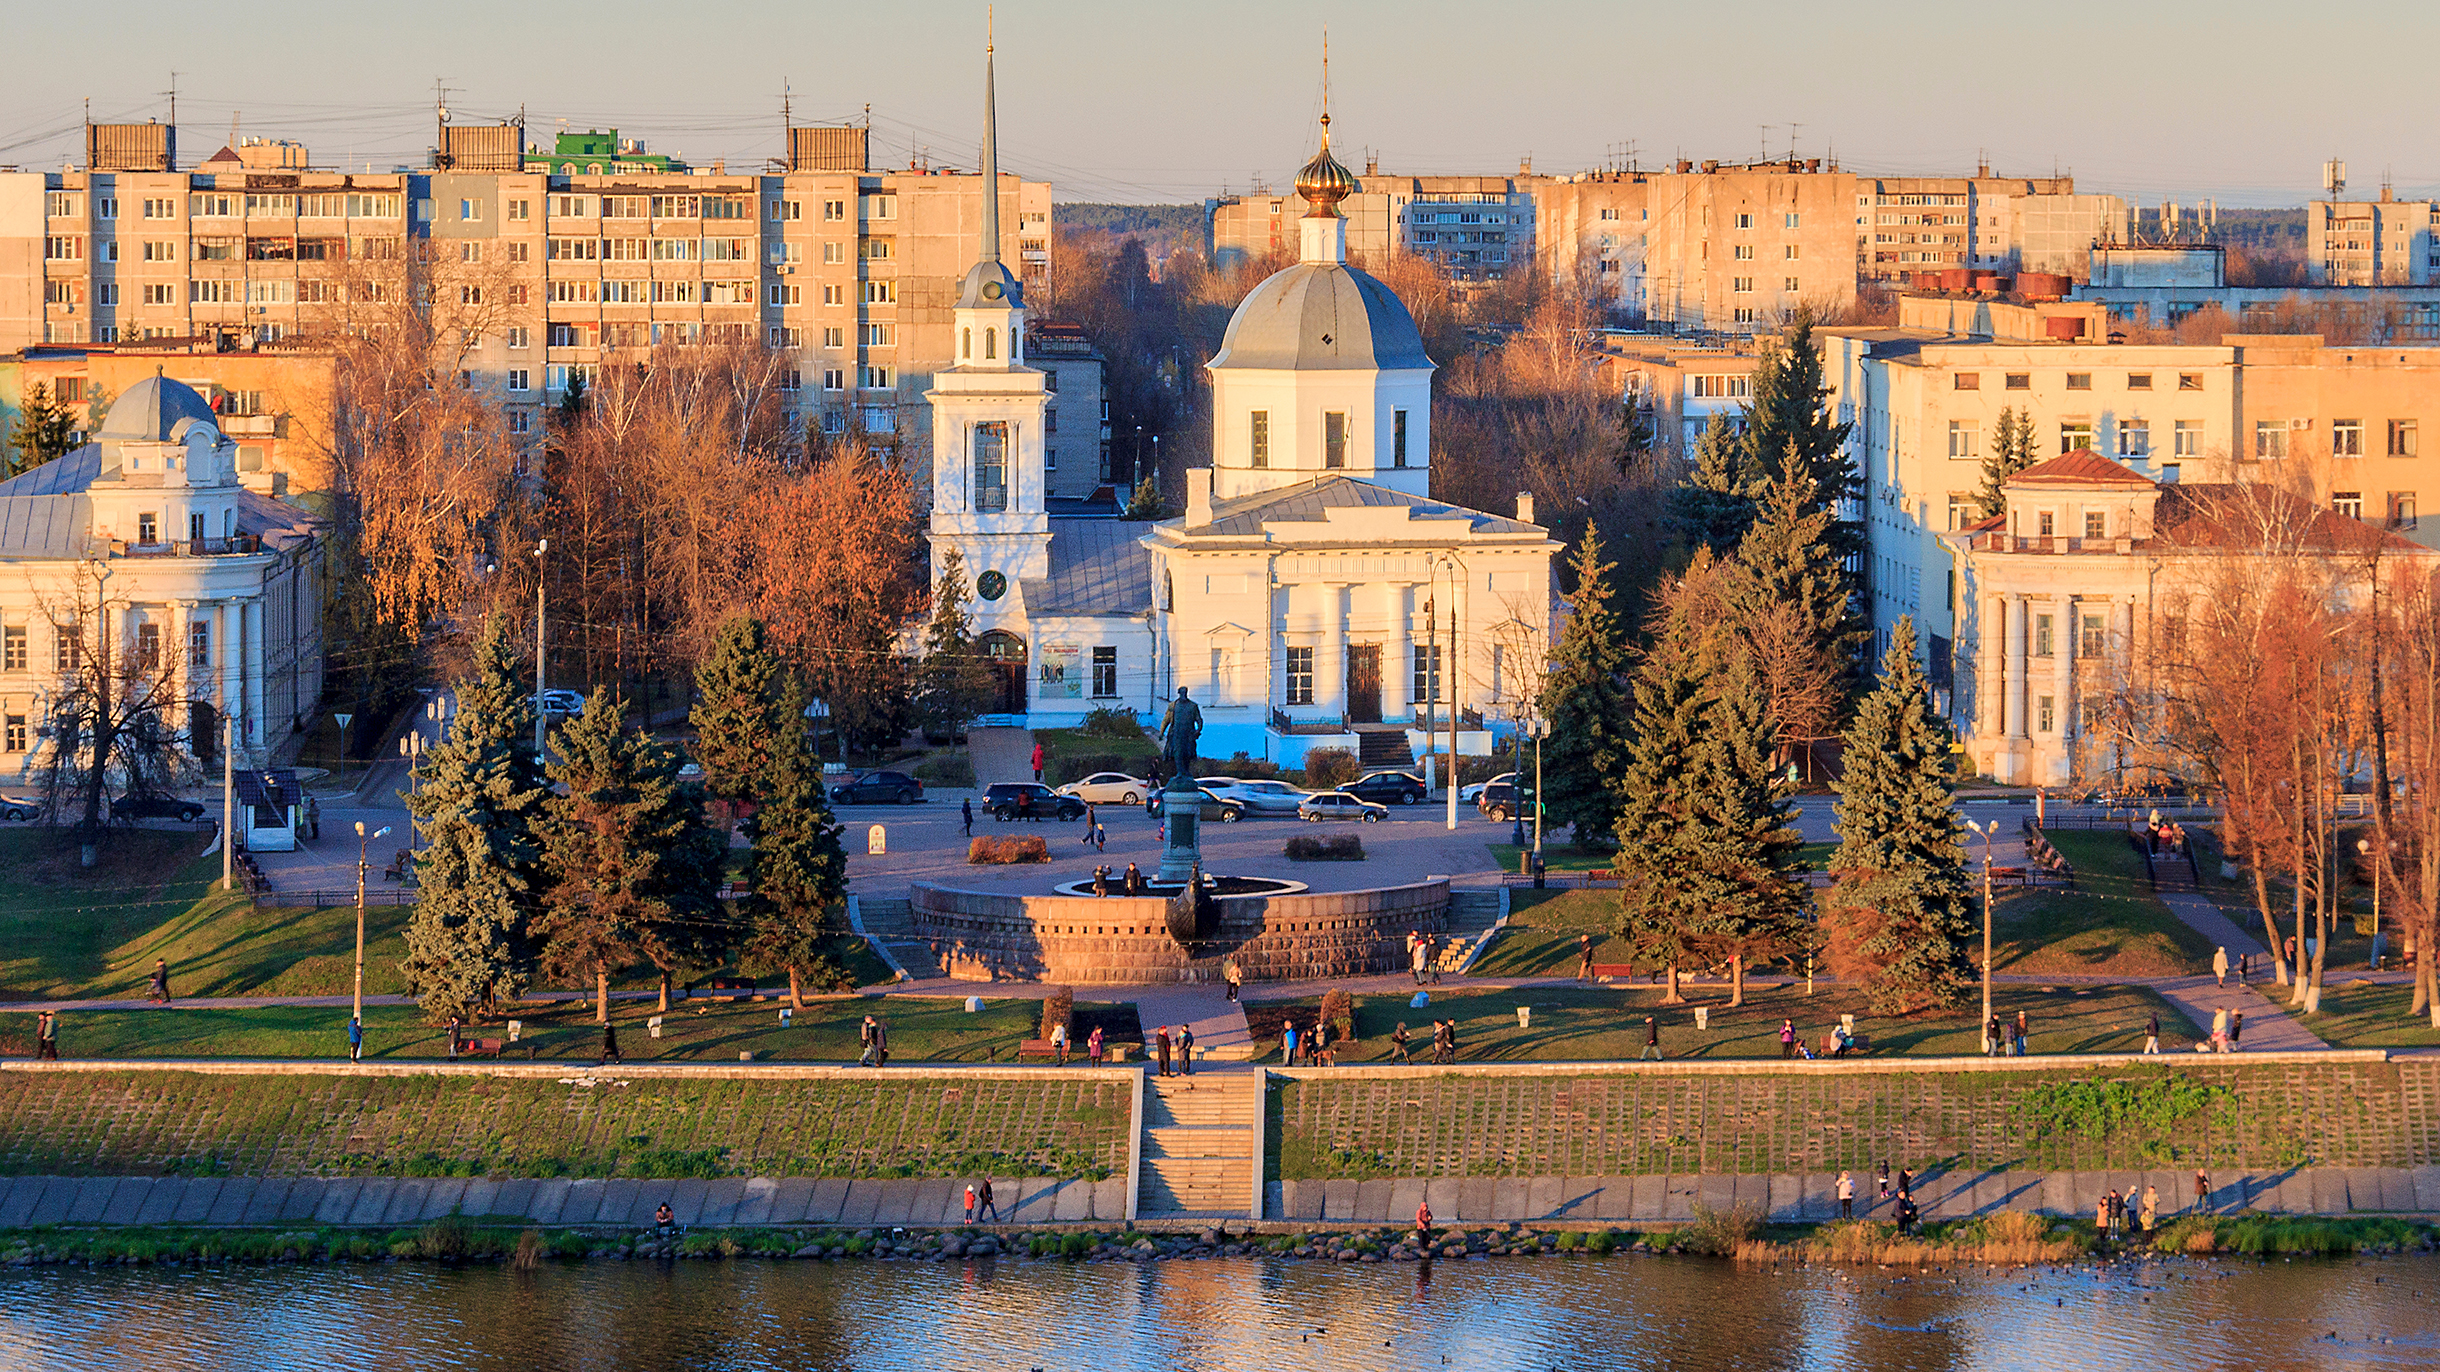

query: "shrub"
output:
970 835 1050 864
408 1214 472 1259
1078 707 1146 740
1585 1230 1617 1256
1203 751 1284 780
1677 1202 1763 1256
913 752 976 787
1040 986 1074 1041
1301 748 1360 789
1284 833 1365 861
1319 987 1355 1042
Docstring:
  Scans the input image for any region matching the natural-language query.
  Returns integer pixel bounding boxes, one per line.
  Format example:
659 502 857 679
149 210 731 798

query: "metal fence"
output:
257 887 418 910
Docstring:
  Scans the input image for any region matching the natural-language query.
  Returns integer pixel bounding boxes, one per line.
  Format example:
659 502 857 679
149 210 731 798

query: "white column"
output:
244 598 266 758
1384 582 1410 723
2054 594 2077 780
2004 596 2029 742
214 601 235 721
1317 583 1346 722
1980 593 2005 739
166 600 191 743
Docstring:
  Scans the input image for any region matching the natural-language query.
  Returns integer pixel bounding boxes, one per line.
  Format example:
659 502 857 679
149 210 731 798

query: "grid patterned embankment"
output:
1274 1058 2440 1180
0 1070 1132 1180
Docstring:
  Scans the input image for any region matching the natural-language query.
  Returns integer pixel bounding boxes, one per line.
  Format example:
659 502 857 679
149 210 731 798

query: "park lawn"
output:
2298 979 2440 1049
0 993 1100 1063
1989 829 2215 978
1246 982 2197 1062
1467 887 1635 977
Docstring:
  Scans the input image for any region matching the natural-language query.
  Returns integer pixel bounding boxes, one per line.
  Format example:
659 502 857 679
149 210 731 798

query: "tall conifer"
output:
1825 617 1979 1013
1540 529 1634 847
403 612 548 1018
690 614 797 821
914 549 996 740
1612 578 1717 1000
1667 413 1760 557
1975 407 2040 517
739 749 853 1009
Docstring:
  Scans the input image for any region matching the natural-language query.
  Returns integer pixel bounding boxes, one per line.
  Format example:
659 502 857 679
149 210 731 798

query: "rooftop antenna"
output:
229 110 240 150
1758 124 1773 163
1787 122 1802 163
2323 158 2347 200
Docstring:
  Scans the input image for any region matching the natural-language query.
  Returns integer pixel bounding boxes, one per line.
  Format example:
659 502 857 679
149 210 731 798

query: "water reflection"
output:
1 1252 2433 1371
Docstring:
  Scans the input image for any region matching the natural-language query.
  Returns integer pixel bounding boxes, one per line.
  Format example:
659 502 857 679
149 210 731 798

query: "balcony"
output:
219 413 279 437
115 535 264 558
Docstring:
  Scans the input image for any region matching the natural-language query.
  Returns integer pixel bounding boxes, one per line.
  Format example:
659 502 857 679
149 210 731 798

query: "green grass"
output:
0 993 1081 1063
1483 843 1614 872
1990 829 2215 978
1248 982 2196 1061
1467 887 1634 977
2299 979 2440 1049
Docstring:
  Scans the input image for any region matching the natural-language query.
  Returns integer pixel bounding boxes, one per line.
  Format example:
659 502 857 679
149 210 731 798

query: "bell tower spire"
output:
954 8 1024 356
980 7 1001 270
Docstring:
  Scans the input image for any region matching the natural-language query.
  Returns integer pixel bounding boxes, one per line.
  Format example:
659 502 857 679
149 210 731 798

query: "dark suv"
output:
1474 780 1537 823
1345 770 1428 805
984 782 1084 822
830 770 924 805
111 794 206 824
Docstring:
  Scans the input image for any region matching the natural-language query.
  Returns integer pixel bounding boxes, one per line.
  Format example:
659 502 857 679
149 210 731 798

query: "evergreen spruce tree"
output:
536 689 728 1021
1740 313 1855 507
1677 650 1812 1006
1611 581 1716 1001
1732 454 1872 696
1975 407 2040 517
914 549 997 741
689 614 797 822
1824 617 1979 1014
7 382 78 479
402 612 548 1019
738 748 853 1009
1539 529 1635 847
1667 413 1760 557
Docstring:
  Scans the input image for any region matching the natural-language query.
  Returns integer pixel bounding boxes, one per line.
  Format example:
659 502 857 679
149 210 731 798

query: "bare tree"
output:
31 567 195 867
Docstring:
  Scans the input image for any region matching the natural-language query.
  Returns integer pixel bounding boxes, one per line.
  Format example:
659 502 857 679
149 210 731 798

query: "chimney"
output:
1187 467 1213 526
1515 491 1535 525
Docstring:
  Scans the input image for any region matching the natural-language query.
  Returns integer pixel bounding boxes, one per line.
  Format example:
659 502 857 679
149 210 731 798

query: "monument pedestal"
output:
1157 782 1203 883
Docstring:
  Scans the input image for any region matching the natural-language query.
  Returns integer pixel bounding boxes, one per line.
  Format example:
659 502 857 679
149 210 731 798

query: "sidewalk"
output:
2143 974 2329 1052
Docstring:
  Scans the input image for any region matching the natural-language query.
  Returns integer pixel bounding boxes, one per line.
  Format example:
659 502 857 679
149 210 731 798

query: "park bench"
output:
461 1038 507 1059
706 977 755 1000
1587 962 1636 980
1017 1038 1066 1062
1818 1033 1873 1057
382 848 414 882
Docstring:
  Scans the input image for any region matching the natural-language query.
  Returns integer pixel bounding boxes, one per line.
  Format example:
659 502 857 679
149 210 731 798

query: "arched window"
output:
962 327 971 359
983 328 997 360
973 420 1009 513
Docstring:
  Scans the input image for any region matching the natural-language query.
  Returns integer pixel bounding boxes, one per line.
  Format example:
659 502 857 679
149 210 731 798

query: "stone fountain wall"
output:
905 880 1451 984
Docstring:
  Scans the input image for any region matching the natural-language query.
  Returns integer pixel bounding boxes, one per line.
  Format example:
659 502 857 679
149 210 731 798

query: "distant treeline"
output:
1053 203 1204 239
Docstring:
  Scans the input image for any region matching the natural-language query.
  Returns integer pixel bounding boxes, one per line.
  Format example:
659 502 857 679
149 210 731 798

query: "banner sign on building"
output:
1038 644 1082 699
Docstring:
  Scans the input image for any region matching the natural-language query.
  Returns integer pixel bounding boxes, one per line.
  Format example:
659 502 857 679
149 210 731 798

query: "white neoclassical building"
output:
0 374 323 784
927 71 1557 764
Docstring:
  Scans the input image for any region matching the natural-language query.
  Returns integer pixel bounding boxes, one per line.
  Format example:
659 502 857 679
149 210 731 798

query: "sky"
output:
4 0 2435 207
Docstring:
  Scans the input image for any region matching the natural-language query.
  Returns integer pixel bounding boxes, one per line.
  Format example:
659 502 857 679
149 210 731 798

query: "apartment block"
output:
1023 320 1113 502
2077 243 2440 340
0 124 1055 477
1206 168 1532 279
2307 193 2440 286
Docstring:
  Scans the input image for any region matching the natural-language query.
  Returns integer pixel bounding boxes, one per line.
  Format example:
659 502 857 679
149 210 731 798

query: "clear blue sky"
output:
2 0 2431 206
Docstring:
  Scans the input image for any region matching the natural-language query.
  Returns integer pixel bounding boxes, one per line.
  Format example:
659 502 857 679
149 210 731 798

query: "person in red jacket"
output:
1031 741 1045 780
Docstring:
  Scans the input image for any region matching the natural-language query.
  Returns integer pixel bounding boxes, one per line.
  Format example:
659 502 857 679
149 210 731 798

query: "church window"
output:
1411 645 1441 705
1284 647 1314 705
1092 647 1118 698
1393 410 1410 468
1250 410 1270 468
973 421 1009 513
984 328 997 360
962 328 971 360
1324 411 1347 468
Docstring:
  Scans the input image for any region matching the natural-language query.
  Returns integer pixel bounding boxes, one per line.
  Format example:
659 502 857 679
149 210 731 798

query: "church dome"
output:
1208 261 1433 372
99 375 219 442
1292 116 1358 217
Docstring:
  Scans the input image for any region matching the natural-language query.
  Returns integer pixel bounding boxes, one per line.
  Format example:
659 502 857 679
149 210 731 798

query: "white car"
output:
1298 791 1387 823
1196 776 1309 815
1459 771 1516 804
1057 771 1150 806
535 689 587 717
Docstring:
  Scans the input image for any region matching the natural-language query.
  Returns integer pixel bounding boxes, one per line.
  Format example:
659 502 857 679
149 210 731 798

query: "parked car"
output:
1146 785 1246 823
1058 771 1150 806
1345 770 1428 805
535 689 587 717
1458 771 1516 804
984 782 1085 822
1474 780 1537 824
1299 791 1387 823
110 794 206 824
830 770 924 805
0 794 42 822
1195 776 1309 815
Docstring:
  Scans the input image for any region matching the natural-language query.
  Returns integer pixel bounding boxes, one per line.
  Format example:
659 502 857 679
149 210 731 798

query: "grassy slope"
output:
1248 982 2194 1061
2300 980 2440 1049
1991 829 2215 978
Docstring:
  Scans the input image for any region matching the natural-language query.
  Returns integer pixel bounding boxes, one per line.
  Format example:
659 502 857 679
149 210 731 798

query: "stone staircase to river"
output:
851 896 942 981
1136 1073 1256 1219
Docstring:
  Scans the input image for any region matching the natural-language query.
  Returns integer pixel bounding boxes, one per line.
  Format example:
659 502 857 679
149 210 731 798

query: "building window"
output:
2066 373 2092 390
2390 419 2419 457
2033 614 2054 658
55 625 80 671
1946 495 1978 530
1953 373 1980 390
2005 373 2030 390
1411 644 1442 704
2333 419 2364 457
2174 420 2201 458
2118 420 2149 457
1284 646 1314 705
2392 493 2419 529
1784 276 1801 293
1732 277 1754 294
2079 614 2106 659
1 626 23 671
1784 212 1801 228
1393 409 1409 468
136 513 158 545
2178 373 2204 391
2 716 22 752
2059 422 2093 454
136 623 161 672
1250 410 1269 468
1091 646 1118 699
1784 243 1801 258
2037 510 2056 538
1734 244 1755 261
1734 212 1753 229
1324 411 1347 468
2083 510 2107 539
1691 375 1751 399
973 421 1008 513
2255 421 2287 460
2127 373 2152 390
1732 307 1756 324
189 620 210 670
2333 491 2364 520
1947 420 1979 459
2037 695 2056 733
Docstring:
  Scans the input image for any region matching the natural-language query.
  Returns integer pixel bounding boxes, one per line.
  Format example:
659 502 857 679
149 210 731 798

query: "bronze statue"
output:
1158 686 1202 785
1164 862 1218 948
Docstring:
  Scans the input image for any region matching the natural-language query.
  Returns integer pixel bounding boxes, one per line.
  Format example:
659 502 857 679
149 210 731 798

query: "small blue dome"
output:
98 375 218 442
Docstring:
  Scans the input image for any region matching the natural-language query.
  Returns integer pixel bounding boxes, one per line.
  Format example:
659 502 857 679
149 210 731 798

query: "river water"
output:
3 1252 2434 1371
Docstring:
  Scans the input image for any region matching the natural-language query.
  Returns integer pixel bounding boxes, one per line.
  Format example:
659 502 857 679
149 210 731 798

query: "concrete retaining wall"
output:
908 879 1449 984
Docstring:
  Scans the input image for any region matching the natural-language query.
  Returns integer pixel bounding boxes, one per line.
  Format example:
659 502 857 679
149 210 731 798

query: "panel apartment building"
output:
2307 191 2440 286
0 122 1053 471
1206 166 1534 279
1535 160 2129 333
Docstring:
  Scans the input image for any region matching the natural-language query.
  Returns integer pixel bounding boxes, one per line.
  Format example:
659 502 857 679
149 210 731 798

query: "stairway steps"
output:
1138 1077 1255 1216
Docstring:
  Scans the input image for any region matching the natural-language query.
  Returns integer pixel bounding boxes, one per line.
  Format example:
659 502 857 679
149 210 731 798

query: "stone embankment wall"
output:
909 880 1447 984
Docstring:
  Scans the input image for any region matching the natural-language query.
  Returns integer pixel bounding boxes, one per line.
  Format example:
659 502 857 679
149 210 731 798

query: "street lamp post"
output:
353 821 392 1029
2358 835 2389 968
1965 818 1997 1051
533 539 549 761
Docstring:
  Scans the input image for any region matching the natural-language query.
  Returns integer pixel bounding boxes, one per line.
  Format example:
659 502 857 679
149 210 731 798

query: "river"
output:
3 1252 2434 1370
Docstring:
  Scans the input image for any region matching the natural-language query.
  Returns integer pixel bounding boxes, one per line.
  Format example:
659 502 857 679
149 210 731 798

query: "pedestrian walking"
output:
871 1017 889 1067
1155 1024 1173 1077
2143 1011 2161 1055
1895 1193 1920 1237
1779 1019 1797 1059
1081 803 1098 846
148 958 172 1005
1093 815 1107 851
860 1014 882 1067
2229 1011 2243 1051
2014 1008 2029 1056
1897 1167 1914 1198
963 1182 979 1224
2140 1184 2159 1232
1439 1018 1457 1063
1050 1020 1070 1064
1030 742 1044 781
2238 952 2251 985
1178 1023 1194 1075
35 1011 59 1061
1837 1170 1855 1220
1411 936 1429 985
1088 1025 1106 1066
1282 1022 1299 1066
2212 945 2229 987
962 797 974 836
1415 1200 1433 1244
2193 1169 2210 1212
1224 958 1242 1003
976 1176 1001 1223
347 1016 364 1064
1876 1160 1892 1203
1428 933 1443 983
447 1015 462 1061
1985 1013 2003 1056
599 1021 622 1065
1578 934 1595 982
1391 1021 1412 1064
1640 1015 1663 1061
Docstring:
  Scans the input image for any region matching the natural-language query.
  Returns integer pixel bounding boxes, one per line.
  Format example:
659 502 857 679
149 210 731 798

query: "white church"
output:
928 54 1559 766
